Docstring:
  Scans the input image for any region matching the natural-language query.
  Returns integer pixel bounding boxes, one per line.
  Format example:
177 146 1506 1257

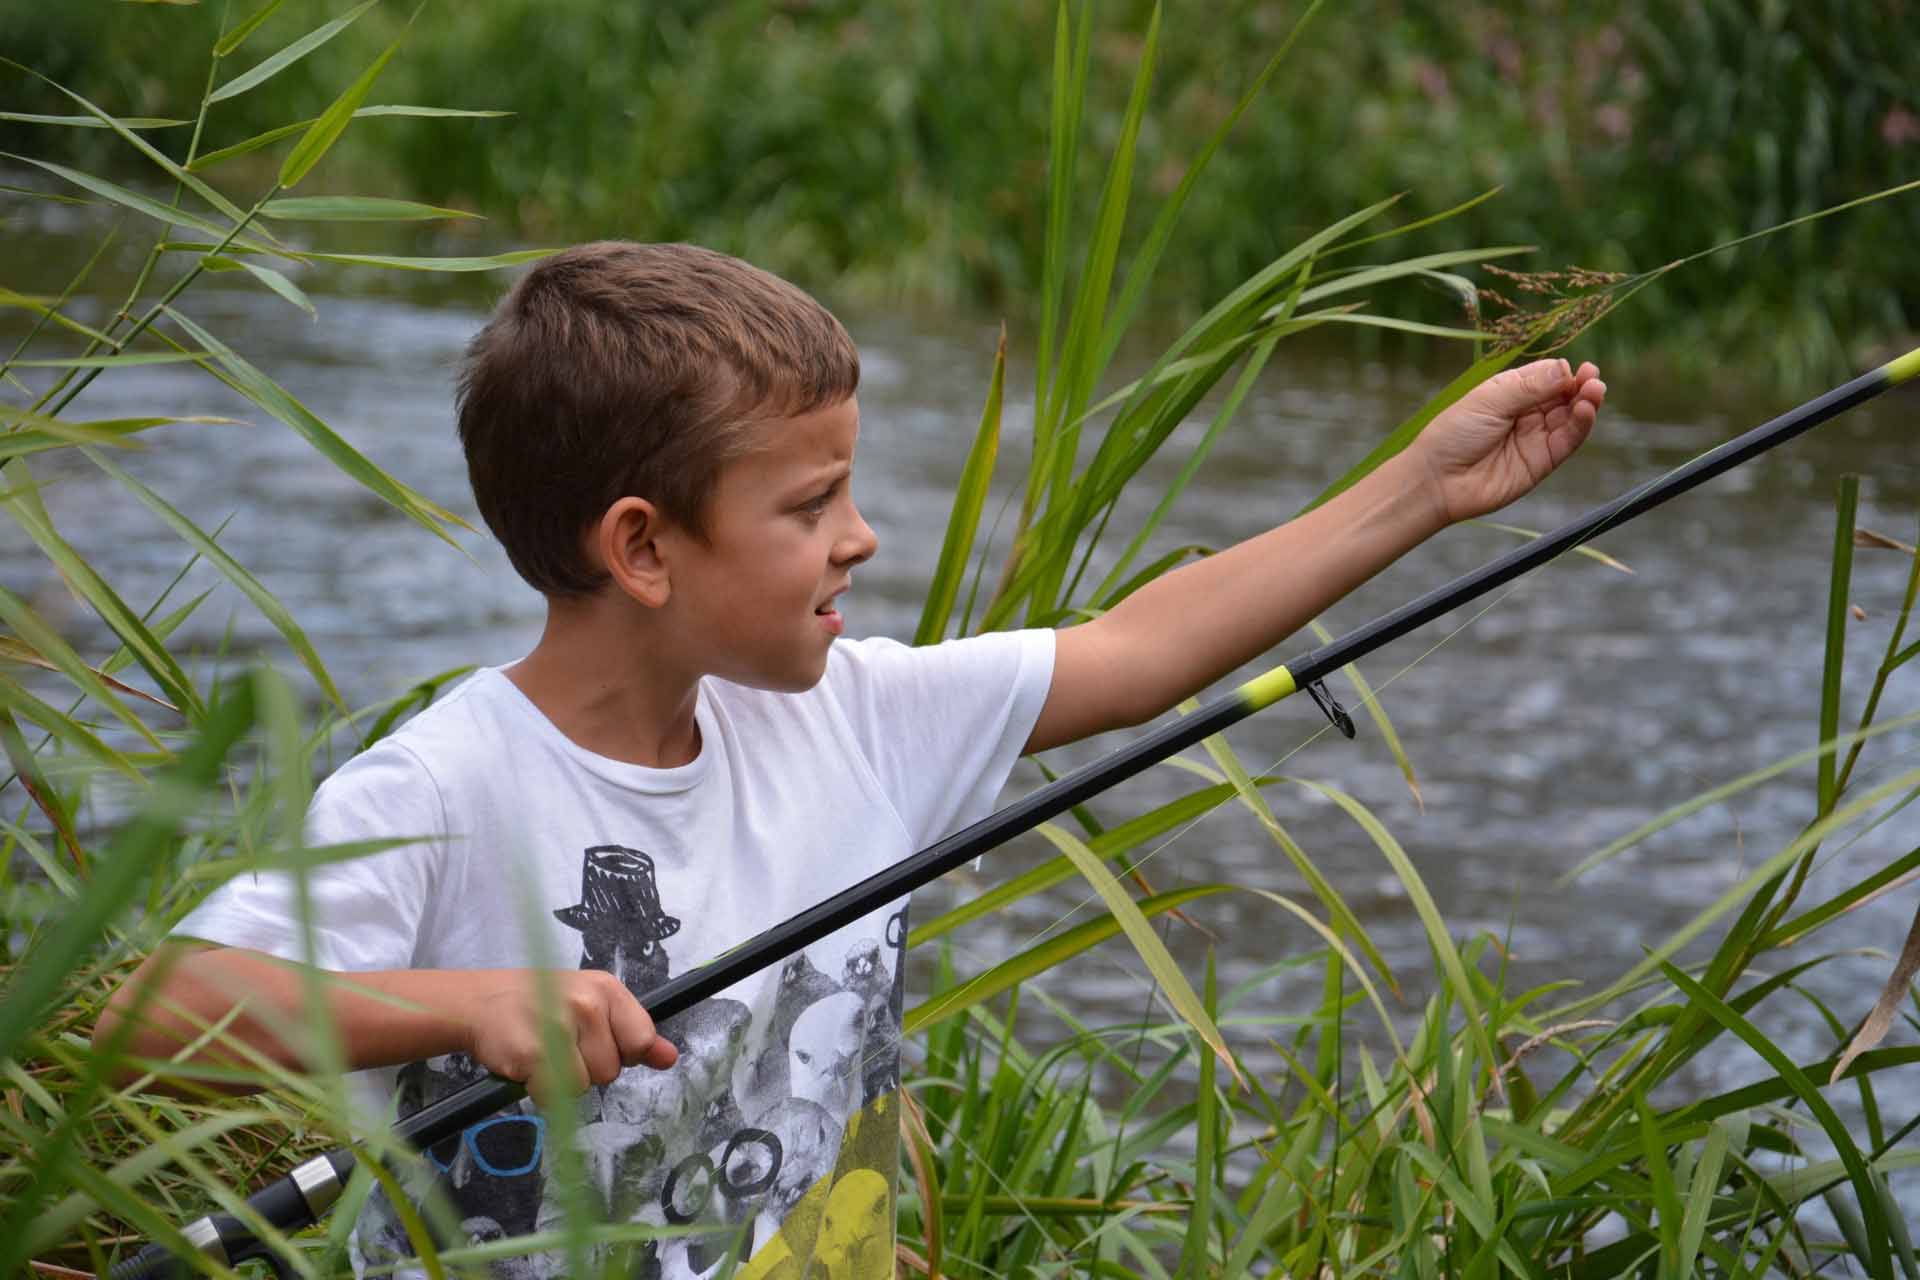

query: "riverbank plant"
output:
7 0 1918 392
3 2 1918 1276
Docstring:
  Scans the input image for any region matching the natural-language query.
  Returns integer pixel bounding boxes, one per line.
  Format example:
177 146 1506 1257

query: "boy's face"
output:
666 395 877 691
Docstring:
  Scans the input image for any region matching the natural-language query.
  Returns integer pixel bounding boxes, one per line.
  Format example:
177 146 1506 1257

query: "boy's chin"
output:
729 653 833 694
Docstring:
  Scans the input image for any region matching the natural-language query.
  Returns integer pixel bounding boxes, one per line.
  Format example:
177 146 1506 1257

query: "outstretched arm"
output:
1025 358 1605 752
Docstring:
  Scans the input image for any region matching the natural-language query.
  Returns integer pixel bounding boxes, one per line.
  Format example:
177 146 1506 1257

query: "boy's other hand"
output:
1411 357 1606 525
462 969 678 1095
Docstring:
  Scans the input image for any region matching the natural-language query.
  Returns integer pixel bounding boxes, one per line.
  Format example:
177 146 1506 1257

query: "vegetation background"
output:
9 0 1918 392
3 0 1919 1276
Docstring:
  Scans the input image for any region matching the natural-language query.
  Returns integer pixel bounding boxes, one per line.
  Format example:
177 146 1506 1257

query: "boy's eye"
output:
798 483 839 517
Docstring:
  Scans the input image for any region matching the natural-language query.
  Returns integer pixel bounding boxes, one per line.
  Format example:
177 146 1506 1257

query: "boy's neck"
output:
504 595 703 769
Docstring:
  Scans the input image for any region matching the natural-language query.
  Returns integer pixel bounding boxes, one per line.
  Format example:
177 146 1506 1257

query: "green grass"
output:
3 3 1919 1276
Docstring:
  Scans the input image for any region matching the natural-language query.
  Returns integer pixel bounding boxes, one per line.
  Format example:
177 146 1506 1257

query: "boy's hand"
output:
462 969 678 1095
1410 357 1606 525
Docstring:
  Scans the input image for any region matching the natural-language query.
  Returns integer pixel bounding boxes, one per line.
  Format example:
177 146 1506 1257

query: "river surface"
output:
5 204 1920 1150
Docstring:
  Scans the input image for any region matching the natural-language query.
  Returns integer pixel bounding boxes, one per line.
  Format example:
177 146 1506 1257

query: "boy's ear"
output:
597 496 672 607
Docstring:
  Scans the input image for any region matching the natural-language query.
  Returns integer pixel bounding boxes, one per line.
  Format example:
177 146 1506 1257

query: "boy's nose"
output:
836 505 878 566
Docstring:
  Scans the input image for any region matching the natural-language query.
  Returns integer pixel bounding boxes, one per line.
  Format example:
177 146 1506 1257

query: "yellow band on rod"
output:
1238 665 1298 712
1888 347 1920 386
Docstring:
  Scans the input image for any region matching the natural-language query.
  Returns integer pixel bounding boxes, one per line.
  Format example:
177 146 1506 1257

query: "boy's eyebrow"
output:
786 460 853 496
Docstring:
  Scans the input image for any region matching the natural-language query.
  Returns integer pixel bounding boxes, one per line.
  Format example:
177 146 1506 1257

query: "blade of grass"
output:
280 29 401 188
1660 959 1890 1276
208 0 379 104
916 326 1004 645
1817 475 1859 815
82 446 346 712
214 0 293 57
1038 819 1244 1087
905 885 1227 1034
261 195 480 221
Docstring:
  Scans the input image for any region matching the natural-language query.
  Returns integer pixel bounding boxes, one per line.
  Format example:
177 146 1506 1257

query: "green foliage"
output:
9 0 1917 388
1 2 1917 1277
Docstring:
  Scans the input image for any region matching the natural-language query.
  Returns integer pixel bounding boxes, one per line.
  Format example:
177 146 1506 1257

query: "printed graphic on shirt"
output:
356 845 907 1280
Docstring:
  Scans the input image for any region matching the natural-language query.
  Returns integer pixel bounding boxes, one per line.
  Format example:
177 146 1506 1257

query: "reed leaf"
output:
214 0 293 57
1817 474 1859 815
1659 960 1892 1275
909 776 1271 945
162 305 465 544
82 446 346 713
261 195 480 221
0 468 202 718
208 0 380 104
280 32 400 188
904 885 1226 1035
190 106 509 171
0 58 260 232
915 326 1003 646
1037 820 1243 1087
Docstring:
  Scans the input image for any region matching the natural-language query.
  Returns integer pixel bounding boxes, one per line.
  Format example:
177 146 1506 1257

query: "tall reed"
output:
1 1 1915 1276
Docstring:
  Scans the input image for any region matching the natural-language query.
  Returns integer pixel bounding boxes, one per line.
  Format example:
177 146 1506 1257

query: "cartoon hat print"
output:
552 845 682 941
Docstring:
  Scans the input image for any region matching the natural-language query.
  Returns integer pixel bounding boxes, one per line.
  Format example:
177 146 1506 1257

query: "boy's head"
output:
457 241 861 596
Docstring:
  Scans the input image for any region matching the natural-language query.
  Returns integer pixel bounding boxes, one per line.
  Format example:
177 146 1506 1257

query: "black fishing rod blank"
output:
108 346 1919 1279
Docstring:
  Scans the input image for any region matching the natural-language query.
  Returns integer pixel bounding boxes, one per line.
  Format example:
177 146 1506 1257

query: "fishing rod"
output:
109 346 1919 1279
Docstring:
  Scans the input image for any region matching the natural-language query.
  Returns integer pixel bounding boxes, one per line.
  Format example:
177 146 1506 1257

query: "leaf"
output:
0 586 171 745
1660 960 1892 1276
0 466 202 718
4 351 207 369
283 247 556 272
905 885 1227 1034
203 255 316 318
163 305 465 544
1472 519 1635 574
0 58 262 233
915 326 1002 645
1818 476 1859 814
190 106 510 171
0 154 232 238
0 285 120 345
0 182 96 206
0 708 87 872
909 776 1266 945
1038 822 1244 1087
83 446 347 712
1288 777 1501 1088
0 112 187 129
214 0 291 56
0 412 239 459
262 195 480 221
280 33 401 188
1830 900 1920 1083
0 636 179 713
209 0 379 103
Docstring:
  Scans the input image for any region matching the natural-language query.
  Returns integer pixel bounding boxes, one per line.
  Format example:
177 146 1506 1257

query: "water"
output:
5 206 1919 1139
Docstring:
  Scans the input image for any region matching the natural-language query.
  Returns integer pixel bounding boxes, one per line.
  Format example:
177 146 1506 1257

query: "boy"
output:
99 242 1605 1279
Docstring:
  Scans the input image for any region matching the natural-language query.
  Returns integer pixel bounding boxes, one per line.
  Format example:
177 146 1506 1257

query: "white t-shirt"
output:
175 629 1055 1280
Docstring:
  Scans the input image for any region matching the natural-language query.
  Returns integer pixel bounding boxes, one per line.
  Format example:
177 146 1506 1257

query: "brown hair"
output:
456 241 861 596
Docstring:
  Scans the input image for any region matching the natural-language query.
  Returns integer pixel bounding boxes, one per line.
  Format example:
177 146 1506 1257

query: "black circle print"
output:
720 1128 781 1198
660 1153 715 1226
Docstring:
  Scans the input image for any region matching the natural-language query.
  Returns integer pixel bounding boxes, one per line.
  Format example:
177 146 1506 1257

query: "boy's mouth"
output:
815 589 846 634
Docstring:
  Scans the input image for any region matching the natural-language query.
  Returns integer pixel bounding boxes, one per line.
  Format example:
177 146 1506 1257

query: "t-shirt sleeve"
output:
171 740 446 972
828 628 1056 847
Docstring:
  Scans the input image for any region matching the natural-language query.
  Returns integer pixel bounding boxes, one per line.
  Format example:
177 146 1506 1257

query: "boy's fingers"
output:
608 990 677 1071
574 1013 624 1086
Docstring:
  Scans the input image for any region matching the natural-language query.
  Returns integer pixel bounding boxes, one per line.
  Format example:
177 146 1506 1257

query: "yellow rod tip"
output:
1888 347 1920 386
